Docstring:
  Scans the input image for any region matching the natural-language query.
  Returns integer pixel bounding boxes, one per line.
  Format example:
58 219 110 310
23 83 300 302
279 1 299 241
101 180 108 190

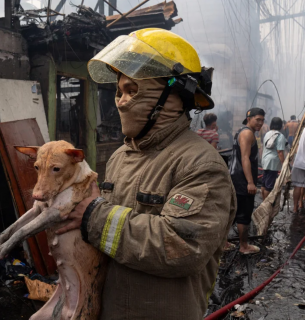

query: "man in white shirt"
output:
291 127 305 212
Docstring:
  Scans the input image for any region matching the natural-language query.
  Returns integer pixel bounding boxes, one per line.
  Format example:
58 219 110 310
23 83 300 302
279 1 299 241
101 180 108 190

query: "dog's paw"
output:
0 245 6 260
0 232 9 246
0 242 11 260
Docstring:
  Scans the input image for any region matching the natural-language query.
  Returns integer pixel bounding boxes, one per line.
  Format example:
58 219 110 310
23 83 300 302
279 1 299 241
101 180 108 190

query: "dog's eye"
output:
53 167 60 172
34 166 39 170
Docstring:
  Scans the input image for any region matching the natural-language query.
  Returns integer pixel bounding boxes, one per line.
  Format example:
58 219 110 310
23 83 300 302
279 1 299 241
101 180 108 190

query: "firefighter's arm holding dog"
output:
56 182 101 234
57 161 235 278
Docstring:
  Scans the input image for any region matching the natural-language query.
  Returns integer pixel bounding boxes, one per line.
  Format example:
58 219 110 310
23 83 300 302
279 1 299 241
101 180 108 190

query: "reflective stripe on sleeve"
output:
100 205 132 258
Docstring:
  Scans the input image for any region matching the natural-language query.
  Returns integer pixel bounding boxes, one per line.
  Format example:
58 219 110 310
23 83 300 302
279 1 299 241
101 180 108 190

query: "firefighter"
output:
57 28 236 320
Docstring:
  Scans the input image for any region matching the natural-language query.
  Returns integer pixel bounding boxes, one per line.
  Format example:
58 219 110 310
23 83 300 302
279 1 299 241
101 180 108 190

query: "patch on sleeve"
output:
169 194 194 211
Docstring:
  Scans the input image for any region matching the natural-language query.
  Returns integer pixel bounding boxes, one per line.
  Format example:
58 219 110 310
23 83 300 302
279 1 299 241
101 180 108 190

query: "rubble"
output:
18 5 112 47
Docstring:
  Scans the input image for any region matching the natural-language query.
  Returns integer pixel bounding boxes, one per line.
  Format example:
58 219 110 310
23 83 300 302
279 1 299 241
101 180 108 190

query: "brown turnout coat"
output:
87 114 236 320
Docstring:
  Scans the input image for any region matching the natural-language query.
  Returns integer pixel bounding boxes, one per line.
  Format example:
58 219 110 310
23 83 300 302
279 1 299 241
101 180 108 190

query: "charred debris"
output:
9 1 181 60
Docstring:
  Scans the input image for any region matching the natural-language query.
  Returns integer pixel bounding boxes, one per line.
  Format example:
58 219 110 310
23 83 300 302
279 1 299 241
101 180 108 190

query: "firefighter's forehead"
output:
118 75 137 89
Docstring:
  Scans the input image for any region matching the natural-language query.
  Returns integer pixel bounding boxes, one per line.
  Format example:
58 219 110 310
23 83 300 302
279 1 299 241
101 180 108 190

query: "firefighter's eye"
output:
34 166 39 170
53 167 60 172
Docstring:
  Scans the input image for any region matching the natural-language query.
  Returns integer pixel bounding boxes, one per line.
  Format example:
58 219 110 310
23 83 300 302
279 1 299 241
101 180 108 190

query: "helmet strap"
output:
134 84 172 140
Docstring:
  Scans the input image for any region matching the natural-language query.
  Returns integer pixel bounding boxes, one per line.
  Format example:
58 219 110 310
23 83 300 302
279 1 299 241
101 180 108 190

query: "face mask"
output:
115 77 184 139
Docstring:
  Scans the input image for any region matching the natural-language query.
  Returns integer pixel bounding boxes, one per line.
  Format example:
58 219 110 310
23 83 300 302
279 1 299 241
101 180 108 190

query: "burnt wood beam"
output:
5 0 12 28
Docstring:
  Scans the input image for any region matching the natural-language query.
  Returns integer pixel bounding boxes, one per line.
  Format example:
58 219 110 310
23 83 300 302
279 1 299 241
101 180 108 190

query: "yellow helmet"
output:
88 28 214 110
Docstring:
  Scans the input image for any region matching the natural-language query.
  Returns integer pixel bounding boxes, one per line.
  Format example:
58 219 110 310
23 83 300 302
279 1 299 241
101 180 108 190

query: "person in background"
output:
291 127 305 213
257 119 269 161
230 108 265 254
285 115 300 147
281 120 289 139
197 113 219 149
261 117 286 200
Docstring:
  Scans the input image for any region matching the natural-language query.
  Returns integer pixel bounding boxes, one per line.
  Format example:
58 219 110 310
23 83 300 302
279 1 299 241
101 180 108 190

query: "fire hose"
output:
205 234 305 320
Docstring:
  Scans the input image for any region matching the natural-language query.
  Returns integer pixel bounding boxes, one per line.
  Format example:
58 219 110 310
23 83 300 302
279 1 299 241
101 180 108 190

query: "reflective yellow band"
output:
100 205 132 258
206 260 220 302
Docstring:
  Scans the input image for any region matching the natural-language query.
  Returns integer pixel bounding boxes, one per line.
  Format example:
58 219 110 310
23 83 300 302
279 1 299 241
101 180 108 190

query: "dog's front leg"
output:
0 201 46 245
0 207 62 259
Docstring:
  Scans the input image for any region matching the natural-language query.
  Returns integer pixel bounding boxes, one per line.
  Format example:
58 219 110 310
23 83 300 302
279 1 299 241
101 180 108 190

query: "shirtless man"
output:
285 115 300 147
230 108 265 254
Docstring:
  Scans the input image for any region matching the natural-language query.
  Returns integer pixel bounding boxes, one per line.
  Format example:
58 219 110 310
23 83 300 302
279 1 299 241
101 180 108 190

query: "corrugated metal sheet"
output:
106 1 181 36
106 1 178 21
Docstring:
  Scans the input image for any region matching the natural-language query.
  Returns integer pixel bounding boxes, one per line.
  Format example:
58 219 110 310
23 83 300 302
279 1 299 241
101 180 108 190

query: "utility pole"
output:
251 0 261 109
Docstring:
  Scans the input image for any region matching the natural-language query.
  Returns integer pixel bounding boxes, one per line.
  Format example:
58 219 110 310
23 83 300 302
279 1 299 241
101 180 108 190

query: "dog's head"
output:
15 141 84 202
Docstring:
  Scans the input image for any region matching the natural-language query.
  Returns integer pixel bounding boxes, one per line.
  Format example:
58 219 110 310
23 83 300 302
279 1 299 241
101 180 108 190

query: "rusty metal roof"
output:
107 1 178 21
107 1 182 36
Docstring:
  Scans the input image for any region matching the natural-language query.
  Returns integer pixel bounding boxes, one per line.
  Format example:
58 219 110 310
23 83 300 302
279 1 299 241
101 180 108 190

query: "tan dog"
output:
0 141 106 320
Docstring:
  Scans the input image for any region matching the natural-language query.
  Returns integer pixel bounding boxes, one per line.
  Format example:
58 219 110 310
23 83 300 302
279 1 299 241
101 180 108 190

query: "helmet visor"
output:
88 35 193 84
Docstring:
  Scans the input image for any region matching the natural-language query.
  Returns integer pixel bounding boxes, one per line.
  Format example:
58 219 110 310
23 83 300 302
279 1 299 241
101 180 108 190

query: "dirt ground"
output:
0 284 36 319
207 190 305 319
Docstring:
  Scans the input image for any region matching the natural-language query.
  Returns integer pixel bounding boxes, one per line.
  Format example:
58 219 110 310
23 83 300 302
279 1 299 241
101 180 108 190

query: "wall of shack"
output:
0 28 30 80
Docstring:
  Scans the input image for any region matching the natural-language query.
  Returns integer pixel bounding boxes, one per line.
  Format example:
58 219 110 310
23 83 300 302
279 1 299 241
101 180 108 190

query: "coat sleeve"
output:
86 160 236 278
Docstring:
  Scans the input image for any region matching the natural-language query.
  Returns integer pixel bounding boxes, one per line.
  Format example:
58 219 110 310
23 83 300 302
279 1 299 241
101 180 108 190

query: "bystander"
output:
291 127 305 212
261 117 286 200
285 115 300 147
196 113 219 149
230 108 265 254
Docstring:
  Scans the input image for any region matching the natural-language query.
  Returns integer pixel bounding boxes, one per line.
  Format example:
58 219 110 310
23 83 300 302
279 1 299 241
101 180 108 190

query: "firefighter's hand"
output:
55 182 101 234
247 182 257 195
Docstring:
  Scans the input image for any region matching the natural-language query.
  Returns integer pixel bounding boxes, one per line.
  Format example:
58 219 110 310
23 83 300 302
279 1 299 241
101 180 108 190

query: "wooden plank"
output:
0 119 56 275
0 135 46 275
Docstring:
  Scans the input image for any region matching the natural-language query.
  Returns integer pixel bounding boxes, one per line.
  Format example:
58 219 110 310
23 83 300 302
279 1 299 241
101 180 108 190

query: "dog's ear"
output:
14 146 39 159
64 149 85 163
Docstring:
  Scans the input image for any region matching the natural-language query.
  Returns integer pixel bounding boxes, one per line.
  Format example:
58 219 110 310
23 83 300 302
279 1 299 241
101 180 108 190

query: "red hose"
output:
205 235 305 320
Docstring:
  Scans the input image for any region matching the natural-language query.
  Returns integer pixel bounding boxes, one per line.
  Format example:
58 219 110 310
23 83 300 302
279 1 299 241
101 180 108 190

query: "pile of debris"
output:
14 1 181 49
0 253 58 319
17 5 112 47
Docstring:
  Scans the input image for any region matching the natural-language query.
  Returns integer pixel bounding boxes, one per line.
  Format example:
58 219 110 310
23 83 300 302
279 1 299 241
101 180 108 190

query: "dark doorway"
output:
56 76 86 148
0 157 16 233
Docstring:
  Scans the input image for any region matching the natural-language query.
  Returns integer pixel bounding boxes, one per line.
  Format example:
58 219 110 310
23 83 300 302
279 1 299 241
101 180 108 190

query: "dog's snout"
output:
32 193 45 201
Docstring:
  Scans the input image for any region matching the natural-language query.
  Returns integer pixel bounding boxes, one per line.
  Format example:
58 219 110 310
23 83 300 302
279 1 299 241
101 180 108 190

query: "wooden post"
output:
47 0 51 25
99 0 104 15
4 0 12 29
108 0 116 16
